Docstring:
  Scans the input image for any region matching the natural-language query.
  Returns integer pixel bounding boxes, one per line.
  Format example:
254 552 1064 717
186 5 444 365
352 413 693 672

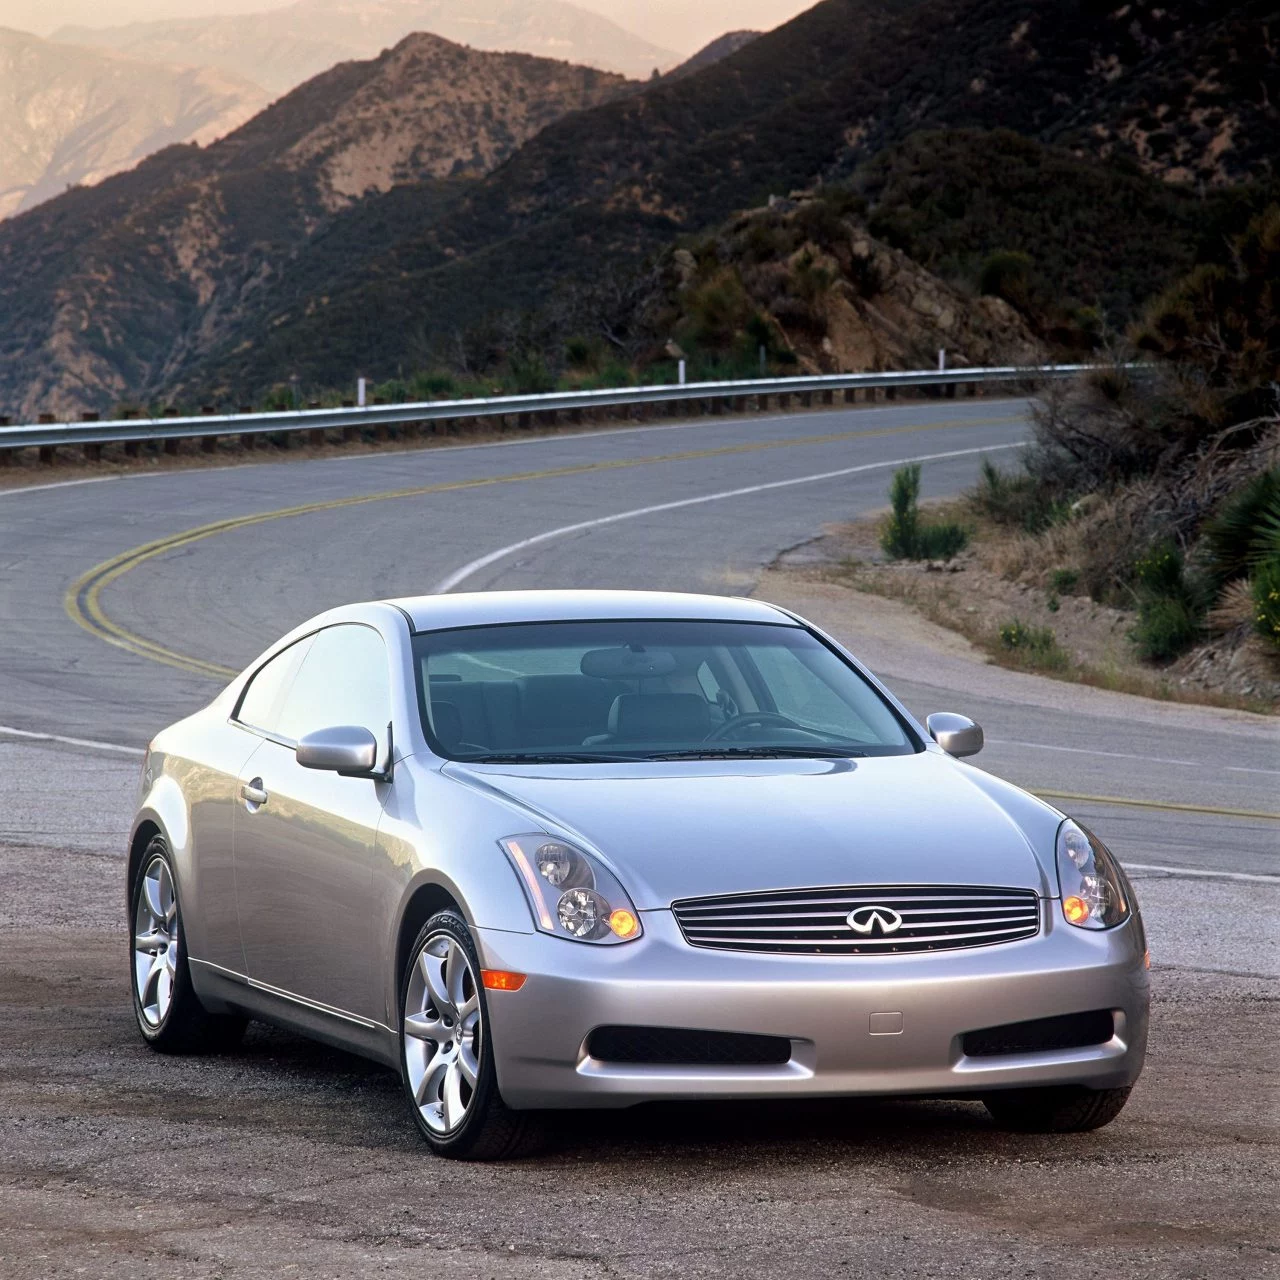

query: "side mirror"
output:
926 712 984 759
296 725 380 777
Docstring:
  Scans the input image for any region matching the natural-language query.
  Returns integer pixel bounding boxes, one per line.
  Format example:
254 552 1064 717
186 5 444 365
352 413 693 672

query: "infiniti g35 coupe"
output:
128 590 1148 1159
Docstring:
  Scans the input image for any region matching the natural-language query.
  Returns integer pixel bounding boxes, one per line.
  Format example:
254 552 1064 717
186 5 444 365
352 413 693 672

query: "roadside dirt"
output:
773 508 1280 714
1 828 1276 1278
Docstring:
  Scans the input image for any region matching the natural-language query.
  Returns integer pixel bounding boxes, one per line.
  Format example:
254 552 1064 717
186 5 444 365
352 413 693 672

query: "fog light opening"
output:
481 970 527 992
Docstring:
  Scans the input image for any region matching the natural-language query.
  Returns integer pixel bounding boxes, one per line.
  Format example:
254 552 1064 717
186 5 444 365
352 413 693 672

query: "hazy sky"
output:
1 0 817 51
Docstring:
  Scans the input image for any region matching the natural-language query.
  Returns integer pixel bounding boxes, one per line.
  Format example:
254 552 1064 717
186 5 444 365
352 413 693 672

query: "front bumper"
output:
476 907 1149 1110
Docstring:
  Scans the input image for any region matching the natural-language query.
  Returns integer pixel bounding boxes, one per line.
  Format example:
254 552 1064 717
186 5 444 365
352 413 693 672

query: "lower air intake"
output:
587 1026 792 1066
962 1010 1115 1058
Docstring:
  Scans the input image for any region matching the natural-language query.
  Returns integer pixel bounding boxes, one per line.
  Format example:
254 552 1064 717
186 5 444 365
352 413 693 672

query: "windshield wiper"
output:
645 746 869 761
458 752 648 765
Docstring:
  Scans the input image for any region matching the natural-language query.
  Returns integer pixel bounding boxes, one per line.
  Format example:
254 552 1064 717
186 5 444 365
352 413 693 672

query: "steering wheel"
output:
704 711 807 742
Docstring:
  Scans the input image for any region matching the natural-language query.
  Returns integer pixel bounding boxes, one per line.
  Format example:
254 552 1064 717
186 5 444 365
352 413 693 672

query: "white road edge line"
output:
433 441 1026 594
1126 862 1280 884
0 725 144 757
987 737 1280 778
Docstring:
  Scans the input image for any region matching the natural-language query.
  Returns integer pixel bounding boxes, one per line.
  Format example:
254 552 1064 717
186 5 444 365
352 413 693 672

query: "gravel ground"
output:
0 823 1276 1279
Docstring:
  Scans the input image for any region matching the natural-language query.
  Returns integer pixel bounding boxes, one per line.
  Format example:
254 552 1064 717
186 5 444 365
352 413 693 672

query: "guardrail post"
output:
802 391 813 409
945 383 957 399
310 427 326 447
37 414 55 463
0 416 10 464
885 386 895 401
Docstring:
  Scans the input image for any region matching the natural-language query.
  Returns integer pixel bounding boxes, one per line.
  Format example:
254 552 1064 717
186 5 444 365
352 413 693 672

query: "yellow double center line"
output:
65 415 1016 680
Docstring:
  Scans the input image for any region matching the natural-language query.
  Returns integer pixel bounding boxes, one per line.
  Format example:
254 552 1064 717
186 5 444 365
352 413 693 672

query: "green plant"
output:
1252 559 1280 649
1201 469 1280 585
979 249 1035 310
1131 595 1201 662
969 459 1060 532
881 463 969 560
998 620 1069 670
1050 568 1079 594
881 464 922 559
1133 539 1186 597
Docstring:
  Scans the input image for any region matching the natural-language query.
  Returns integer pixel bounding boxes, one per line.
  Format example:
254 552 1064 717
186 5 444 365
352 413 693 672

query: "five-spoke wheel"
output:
400 911 544 1159
128 834 245 1053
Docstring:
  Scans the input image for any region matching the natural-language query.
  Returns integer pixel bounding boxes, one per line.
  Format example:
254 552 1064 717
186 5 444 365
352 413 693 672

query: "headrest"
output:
431 700 464 748
607 693 711 742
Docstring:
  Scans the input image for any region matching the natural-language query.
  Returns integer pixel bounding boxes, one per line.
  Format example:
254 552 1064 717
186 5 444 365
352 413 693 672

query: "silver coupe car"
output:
129 590 1148 1159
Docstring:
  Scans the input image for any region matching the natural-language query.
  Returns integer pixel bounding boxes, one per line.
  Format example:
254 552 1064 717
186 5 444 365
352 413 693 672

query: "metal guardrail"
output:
0 365 1101 456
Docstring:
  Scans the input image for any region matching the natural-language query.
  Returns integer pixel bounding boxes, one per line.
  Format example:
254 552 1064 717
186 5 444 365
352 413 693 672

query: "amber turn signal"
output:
608 908 640 939
1063 896 1090 925
481 969 527 992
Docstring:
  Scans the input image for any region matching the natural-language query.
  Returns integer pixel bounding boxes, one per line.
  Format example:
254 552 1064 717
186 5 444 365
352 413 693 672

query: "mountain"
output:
168 0 1276 401
54 0 679 93
0 34 628 418
0 26 267 220
4 0 1277 417
661 31 761 83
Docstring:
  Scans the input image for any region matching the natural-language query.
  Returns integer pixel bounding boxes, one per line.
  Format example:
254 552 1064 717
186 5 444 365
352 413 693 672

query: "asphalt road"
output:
1 398 1277 1277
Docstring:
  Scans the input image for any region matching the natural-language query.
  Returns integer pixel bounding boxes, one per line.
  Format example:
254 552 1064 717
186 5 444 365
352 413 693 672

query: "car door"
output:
232 623 392 1022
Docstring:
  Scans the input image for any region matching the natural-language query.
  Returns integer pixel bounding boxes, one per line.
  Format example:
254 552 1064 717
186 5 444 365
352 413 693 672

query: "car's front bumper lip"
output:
476 908 1149 1110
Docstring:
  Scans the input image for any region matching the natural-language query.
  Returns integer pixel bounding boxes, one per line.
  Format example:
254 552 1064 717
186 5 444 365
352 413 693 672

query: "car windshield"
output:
412 619 918 763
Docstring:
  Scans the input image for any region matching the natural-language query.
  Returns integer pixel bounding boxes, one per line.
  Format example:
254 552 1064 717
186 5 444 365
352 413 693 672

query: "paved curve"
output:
1 398 1276 872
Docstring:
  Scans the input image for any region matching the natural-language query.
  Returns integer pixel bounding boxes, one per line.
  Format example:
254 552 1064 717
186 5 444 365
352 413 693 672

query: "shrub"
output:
1253 560 1280 649
881 463 969 560
1133 539 1186 597
1201 469 1280 585
998 620 1069 671
969 459 1061 532
1050 568 1079 594
881 463 922 559
1131 595 1201 662
979 250 1035 310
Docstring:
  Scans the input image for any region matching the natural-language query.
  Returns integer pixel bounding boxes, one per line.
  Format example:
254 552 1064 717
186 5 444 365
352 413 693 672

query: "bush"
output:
881 463 922 559
979 250 1035 310
1201 469 1280 585
881 463 970 560
998 620 1069 671
1050 568 1079 594
969 459 1060 532
1253 560 1280 649
1131 594 1201 662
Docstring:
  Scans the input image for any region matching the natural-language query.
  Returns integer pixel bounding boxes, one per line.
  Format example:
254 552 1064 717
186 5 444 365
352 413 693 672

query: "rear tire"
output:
130 835 246 1054
983 1084 1132 1133
399 910 545 1160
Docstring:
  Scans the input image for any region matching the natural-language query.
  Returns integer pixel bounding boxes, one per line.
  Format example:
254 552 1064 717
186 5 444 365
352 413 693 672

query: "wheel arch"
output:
127 819 163 912
395 881 465 1007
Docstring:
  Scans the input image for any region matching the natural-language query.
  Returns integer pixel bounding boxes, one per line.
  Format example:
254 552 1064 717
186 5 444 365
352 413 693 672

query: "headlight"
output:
501 835 643 944
1056 820 1130 929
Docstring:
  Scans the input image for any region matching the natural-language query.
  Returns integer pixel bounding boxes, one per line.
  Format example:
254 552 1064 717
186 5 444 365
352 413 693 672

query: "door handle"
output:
240 780 269 808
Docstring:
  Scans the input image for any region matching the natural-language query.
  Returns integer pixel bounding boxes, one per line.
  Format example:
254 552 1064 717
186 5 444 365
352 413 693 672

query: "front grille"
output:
962 1010 1115 1058
587 1026 792 1066
672 884 1041 955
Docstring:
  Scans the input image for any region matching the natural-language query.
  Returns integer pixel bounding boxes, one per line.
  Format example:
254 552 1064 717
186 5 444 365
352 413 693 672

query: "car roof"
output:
389 590 794 634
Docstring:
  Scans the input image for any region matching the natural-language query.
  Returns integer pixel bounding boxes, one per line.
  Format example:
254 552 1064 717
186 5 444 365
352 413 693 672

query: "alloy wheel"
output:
133 855 179 1028
403 933 482 1135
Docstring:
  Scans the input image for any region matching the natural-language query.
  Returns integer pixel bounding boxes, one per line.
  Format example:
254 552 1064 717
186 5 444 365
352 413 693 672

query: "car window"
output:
745 642 894 742
275 625 391 745
235 636 314 733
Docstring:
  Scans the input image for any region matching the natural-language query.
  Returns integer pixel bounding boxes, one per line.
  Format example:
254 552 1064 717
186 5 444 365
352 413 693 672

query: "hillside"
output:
0 27 266 220
661 31 761 83
0 35 628 418
55 0 679 92
170 0 1280 403
4 0 1278 416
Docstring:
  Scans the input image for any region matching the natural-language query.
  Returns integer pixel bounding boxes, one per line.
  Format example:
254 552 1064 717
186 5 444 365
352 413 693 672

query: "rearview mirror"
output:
926 712 984 758
296 725 380 777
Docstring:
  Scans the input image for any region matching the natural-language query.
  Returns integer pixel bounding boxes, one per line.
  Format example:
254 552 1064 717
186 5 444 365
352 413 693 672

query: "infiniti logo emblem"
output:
847 906 904 936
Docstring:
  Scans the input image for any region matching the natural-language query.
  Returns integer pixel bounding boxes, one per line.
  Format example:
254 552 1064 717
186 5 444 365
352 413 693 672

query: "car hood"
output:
443 752 1059 908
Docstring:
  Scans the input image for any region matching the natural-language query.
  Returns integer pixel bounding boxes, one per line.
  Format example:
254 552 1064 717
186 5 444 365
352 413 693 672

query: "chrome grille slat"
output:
672 885 1041 955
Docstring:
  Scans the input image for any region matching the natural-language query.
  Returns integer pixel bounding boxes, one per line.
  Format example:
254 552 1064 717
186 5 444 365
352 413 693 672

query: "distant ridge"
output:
55 0 680 92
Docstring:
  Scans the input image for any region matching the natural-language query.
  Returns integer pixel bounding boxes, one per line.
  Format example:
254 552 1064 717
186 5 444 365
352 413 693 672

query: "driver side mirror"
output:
926 713 984 758
296 725 384 778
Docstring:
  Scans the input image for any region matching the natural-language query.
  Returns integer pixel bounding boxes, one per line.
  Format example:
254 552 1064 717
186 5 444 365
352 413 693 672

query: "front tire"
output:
983 1084 1132 1133
130 835 246 1054
400 910 544 1160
